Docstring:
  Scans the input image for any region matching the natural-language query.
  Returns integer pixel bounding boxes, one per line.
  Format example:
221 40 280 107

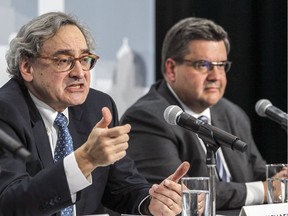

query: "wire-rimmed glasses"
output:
175 59 232 73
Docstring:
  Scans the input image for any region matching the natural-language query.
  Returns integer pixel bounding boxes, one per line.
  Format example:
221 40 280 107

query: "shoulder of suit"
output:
213 98 246 115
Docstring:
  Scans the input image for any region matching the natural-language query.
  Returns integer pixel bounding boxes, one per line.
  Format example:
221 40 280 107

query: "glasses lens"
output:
194 60 212 72
81 56 92 70
81 55 98 70
57 57 73 71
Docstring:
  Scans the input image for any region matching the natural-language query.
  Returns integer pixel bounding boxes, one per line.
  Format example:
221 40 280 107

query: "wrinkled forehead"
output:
40 25 89 56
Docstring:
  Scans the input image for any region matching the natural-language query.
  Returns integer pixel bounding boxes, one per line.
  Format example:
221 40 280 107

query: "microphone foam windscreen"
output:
255 99 272 117
164 105 183 125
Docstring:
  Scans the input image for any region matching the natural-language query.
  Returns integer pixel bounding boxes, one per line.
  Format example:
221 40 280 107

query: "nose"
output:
69 60 86 78
207 66 225 80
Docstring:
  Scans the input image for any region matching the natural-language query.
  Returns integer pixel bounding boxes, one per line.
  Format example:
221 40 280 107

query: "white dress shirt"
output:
29 92 91 216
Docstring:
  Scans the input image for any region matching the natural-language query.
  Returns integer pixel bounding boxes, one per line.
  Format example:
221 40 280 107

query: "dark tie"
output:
54 112 74 216
198 115 230 182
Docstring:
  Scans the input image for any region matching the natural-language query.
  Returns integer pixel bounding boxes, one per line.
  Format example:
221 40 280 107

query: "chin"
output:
206 99 220 107
68 96 87 106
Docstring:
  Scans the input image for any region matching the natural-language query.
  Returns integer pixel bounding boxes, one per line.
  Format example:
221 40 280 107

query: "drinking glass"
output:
266 163 288 204
181 177 210 216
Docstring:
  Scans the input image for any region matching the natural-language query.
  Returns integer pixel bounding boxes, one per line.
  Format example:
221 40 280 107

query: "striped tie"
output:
215 150 230 182
198 115 230 182
54 112 74 216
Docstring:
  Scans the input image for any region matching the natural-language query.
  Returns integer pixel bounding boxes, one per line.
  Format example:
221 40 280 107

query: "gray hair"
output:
5 11 96 81
161 17 230 76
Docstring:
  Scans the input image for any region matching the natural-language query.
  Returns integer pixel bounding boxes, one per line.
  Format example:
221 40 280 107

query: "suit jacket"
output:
0 78 150 216
121 80 267 210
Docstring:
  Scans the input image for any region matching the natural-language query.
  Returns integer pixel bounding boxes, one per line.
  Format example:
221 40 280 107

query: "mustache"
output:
68 77 86 83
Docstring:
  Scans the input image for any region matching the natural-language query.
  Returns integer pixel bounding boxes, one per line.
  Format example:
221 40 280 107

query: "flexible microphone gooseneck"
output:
0 129 32 162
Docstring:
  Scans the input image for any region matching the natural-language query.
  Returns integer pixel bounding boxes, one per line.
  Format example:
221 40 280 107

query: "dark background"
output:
155 0 287 163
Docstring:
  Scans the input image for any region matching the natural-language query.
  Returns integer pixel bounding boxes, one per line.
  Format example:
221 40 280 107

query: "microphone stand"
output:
198 131 219 216
195 119 247 216
204 142 217 216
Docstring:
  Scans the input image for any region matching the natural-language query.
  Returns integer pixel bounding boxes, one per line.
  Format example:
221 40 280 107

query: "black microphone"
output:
255 99 287 131
0 129 32 162
164 105 247 152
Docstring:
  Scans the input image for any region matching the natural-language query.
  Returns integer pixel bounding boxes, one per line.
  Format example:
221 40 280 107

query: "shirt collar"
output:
29 91 69 129
166 82 211 123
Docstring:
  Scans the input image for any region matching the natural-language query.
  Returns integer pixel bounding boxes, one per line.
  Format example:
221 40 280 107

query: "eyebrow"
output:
51 48 90 57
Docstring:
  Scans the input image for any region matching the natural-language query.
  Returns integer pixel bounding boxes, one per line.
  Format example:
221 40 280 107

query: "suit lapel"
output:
25 91 55 168
68 106 84 150
210 107 248 181
157 81 209 175
32 121 54 167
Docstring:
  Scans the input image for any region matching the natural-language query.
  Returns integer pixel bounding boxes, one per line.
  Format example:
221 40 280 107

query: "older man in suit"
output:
0 12 190 216
121 17 280 210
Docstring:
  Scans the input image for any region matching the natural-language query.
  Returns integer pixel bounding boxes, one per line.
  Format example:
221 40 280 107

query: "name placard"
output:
239 203 288 216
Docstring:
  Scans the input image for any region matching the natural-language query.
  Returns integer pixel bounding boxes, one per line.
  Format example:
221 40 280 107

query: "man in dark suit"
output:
0 12 190 216
121 17 286 210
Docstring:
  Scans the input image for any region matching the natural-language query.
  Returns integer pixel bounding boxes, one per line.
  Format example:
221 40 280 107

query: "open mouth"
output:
67 83 85 90
70 84 82 88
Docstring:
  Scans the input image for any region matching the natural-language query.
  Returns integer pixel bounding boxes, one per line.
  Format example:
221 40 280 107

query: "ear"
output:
19 56 34 82
165 58 177 83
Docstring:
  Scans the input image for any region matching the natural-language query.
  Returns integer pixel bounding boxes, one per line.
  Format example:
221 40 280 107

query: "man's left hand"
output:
148 161 190 216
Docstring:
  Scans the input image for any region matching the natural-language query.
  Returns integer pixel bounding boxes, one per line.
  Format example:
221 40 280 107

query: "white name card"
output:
239 203 288 216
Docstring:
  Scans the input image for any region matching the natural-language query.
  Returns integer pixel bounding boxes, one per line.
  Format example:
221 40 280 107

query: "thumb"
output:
169 161 190 183
95 107 112 128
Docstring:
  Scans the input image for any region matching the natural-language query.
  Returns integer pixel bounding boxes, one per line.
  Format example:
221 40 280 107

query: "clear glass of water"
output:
181 177 210 216
266 163 288 204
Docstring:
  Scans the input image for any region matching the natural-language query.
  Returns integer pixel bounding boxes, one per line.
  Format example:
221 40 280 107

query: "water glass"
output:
181 177 210 216
266 163 288 204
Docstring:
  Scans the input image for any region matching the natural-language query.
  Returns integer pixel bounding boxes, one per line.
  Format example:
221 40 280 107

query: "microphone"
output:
164 105 247 152
0 129 32 162
255 99 287 131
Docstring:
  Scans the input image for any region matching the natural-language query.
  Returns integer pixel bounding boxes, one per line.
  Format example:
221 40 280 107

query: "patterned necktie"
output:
54 112 74 216
198 115 230 182
215 150 230 182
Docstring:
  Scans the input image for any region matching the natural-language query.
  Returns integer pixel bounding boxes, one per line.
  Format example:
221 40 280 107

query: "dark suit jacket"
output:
0 78 150 216
121 80 267 210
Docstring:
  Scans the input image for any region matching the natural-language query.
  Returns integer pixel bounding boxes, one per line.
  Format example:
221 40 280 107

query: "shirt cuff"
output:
64 152 92 201
245 181 265 205
138 195 152 215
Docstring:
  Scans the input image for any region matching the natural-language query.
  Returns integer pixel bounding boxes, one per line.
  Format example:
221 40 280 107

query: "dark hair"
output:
161 17 230 76
5 11 96 80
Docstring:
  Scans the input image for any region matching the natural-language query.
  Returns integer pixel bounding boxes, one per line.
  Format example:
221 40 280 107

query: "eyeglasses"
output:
176 59 232 73
37 53 99 72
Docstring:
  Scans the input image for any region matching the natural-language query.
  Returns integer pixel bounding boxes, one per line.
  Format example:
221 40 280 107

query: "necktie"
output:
215 150 230 182
54 112 74 216
198 115 230 182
